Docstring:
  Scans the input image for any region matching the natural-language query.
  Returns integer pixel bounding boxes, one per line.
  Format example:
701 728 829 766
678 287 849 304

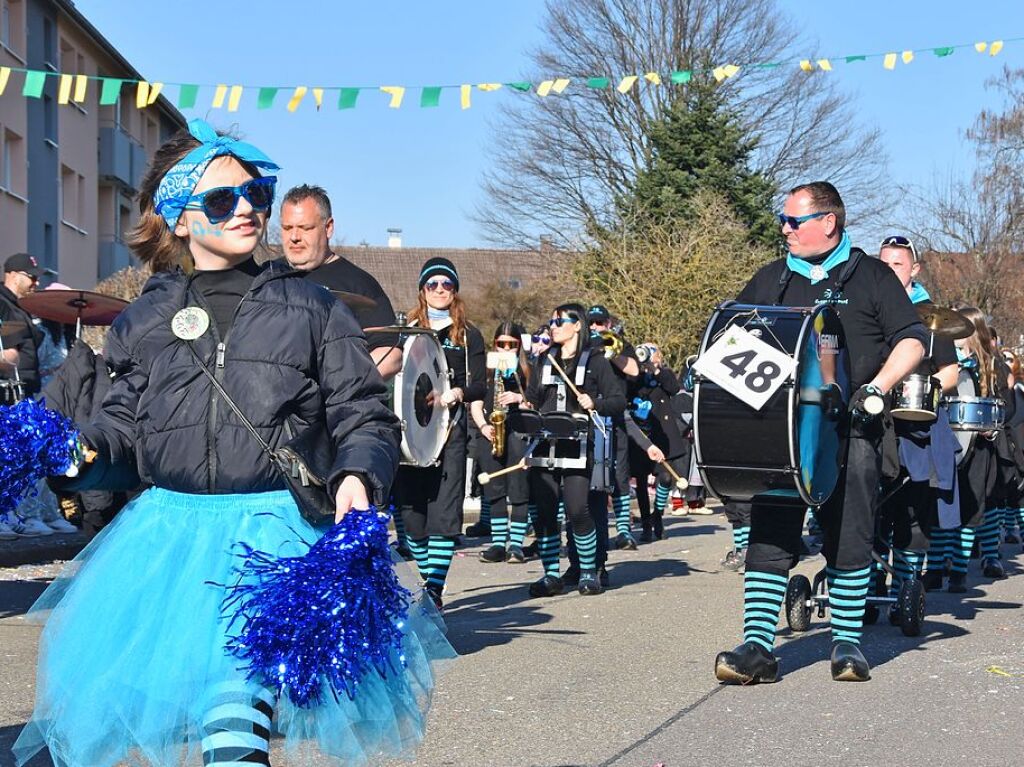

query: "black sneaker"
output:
393 543 413 561
921 570 944 592
424 584 444 611
982 557 1006 579
830 641 871 682
478 544 506 563
521 541 539 559
578 570 603 595
506 544 526 563
714 642 780 684
614 532 638 550
948 572 967 593
465 521 491 537
721 548 746 572
528 574 564 598
599 567 610 587
639 524 653 543
561 564 581 586
653 514 664 540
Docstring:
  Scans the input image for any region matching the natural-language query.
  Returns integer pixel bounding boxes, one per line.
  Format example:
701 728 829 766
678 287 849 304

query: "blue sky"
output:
75 0 1024 248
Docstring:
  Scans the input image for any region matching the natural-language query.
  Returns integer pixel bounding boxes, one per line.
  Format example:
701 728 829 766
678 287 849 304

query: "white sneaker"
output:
0 518 18 540
10 517 55 537
45 517 78 534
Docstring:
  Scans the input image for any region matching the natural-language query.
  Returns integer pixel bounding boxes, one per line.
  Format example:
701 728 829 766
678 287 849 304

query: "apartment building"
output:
0 0 184 287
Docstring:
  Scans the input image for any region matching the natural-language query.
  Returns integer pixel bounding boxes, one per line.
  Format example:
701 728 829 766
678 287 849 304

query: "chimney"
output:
539 234 554 254
387 228 403 249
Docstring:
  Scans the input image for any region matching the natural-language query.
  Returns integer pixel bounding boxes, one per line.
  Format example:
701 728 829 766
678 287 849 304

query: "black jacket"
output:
78 262 401 501
629 365 688 458
525 343 626 418
0 283 42 394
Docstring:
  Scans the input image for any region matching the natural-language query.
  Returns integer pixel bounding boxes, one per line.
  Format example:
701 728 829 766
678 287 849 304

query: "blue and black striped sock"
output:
508 506 529 547
951 526 976 575
528 503 538 532
392 509 408 548
927 528 954 572
406 536 429 581
479 496 492 525
613 494 632 535
1018 507 1024 530
733 525 751 550
889 548 924 598
827 565 872 645
742 569 787 651
425 536 456 591
575 528 598 571
200 684 273 766
653 483 670 515
490 511 509 548
557 501 565 526
977 508 1002 560
537 533 561 576
1000 506 1018 534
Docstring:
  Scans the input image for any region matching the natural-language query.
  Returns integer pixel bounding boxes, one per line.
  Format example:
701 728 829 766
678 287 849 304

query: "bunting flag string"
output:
0 35 1018 113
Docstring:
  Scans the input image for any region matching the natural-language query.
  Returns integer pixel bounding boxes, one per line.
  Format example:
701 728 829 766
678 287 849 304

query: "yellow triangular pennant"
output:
644 72 662 85
536 80 554 97
901 50 914 64
990 40 1004 56
800 60 813 72
883 53 897 70
312 87 323 110
380 86 405 108
461 84 471 109
287 86 308 112
73 74 87 102
228 85 244 112
552 78 570 94
817 59 832 71
975 41 988 53
57 74 73 105
617 75 638 93
0 67 10 96
212 84 228 109
477 83 502 92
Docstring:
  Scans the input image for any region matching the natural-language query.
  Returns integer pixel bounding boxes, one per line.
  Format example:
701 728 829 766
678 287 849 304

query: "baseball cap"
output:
587 305 610 323
4 253 45 278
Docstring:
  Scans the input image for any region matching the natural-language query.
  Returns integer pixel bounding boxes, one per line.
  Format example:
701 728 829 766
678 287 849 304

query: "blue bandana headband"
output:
785 231 851 285
153 119 280 227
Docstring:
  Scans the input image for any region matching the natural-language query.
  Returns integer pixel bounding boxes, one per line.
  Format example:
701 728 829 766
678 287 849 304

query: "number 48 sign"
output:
694 324 796 410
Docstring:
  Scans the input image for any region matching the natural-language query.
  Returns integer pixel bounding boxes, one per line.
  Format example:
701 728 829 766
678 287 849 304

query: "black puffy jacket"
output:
79 261 400 501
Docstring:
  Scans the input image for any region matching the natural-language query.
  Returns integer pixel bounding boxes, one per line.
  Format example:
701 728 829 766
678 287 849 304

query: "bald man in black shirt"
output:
714 182 926 685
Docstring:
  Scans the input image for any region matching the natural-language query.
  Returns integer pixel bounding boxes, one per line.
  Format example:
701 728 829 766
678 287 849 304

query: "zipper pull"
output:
216 342 226 368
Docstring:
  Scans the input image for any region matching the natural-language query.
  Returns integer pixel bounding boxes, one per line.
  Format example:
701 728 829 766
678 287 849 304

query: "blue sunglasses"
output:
777 211 831 230
157 176 277 224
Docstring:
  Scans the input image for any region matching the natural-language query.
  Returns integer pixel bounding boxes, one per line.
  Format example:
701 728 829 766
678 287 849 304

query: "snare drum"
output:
0 379 26 405
693 303 850 506
891 374 942 422
391 331 451 467
943 396 1005 432
945 368 979 465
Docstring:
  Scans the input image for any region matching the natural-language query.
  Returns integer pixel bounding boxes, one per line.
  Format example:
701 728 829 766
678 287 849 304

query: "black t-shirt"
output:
305 256 396 350
736 248 927 389
0 283 42 393
191 258 261 338
434 322 487 402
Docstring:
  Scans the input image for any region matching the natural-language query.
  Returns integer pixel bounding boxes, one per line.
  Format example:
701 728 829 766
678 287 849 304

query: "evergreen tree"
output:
620 83 780 250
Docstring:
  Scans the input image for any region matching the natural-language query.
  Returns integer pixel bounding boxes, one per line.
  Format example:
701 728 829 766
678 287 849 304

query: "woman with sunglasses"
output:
14 120 453 767
472 321 531 563
396 257 486 610
524 303 626 597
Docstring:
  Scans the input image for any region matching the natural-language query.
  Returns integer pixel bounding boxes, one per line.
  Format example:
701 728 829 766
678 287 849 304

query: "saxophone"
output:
490 366 507 458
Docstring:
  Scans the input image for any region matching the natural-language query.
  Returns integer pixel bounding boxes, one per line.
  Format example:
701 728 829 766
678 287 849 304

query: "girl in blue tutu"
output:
14 119 455 767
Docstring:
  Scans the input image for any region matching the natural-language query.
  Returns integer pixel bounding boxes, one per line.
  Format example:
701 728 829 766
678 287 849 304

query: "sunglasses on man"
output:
424 279 456 293
157 176 277 225
777 211 831 230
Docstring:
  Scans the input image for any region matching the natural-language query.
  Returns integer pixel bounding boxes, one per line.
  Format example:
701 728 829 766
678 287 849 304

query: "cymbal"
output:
20 290 129 326
0 320 27 340
364 325 435 335
916 305 974 340
326 289 378 312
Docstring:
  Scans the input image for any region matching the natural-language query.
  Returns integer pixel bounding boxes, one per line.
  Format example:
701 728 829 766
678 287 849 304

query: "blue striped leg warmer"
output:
889 548 924 598
613 494 632 535
951 526 976 575
827 565 872 645
653 483 670 515
733 525 751 550
742 570 787 652
537 533 561 577
977 508 1002 561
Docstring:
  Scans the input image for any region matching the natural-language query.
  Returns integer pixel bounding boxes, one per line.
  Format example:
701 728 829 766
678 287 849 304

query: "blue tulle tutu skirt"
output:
13 488 456 767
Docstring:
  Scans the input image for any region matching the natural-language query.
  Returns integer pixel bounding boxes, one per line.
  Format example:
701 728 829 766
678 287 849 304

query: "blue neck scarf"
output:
427 308 451 321
786 231 851 285
153 119 280 227
908 282 931 304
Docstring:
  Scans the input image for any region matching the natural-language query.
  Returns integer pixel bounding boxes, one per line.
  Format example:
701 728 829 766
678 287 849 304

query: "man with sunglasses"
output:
279 184 402 380
714 182 927 684
1 253 46 397
875 235 961 603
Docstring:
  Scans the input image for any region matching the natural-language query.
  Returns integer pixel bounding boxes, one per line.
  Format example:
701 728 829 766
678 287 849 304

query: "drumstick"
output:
547 354 608 437
659 460 689 490
478 459 527 485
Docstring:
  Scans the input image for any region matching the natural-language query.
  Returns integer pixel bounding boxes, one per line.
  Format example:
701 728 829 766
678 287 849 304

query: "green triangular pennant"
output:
586 77 610 89
505 81 532 92
753 62 781 69
177 83 199 109
933 47 955 57
99 78 123 105
22 70 46 98
845 55 867 63
256 87 278 109
338 88 360 109
670 70 692 83
420 86 442 107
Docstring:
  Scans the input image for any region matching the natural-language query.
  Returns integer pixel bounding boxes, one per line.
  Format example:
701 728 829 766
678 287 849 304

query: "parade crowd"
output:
1 119 1022 766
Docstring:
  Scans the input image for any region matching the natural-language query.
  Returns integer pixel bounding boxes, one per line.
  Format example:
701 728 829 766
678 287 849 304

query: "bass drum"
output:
946 368 980 466
693 303 850 507
391 330 451 467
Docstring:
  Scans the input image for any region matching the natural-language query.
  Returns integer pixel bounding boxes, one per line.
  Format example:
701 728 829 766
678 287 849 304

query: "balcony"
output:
98 238 134 280
98 127 145 191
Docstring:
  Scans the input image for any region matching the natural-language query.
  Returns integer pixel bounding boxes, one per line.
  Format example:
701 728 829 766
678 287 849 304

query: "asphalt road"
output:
1 510 1021 767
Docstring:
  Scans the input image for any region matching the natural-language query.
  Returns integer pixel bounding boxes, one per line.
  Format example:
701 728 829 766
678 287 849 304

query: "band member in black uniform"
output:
525 303 626 597
588 306 640 550
625 344 690 542
1 253 46 397
714 182 926 684
473 322 531 563
395 257 486 609
876 236 960 613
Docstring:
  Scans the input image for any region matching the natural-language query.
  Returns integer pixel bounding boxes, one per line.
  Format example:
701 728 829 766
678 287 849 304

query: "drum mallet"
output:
659 460 689 490
478 459 527 486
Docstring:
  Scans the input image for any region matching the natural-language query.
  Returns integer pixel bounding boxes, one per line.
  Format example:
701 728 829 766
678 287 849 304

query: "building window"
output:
1 0 24 60
43 223 54 262
43 94 57 144
0 126 25 197
60 165 85 231
42 17 55 68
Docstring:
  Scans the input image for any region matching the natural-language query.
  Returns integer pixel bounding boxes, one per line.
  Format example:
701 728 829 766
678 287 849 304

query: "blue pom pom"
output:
0 398 78 517
222 508 412 708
